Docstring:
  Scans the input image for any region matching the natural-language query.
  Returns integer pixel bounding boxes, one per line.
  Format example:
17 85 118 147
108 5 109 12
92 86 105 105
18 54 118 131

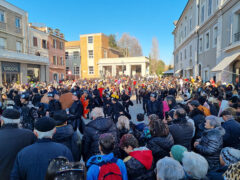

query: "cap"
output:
34 117 56 132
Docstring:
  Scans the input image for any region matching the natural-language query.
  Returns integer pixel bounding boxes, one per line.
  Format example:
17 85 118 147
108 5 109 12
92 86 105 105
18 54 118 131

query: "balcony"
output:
0 49 49 64
0 22 6 31
234 32 240 42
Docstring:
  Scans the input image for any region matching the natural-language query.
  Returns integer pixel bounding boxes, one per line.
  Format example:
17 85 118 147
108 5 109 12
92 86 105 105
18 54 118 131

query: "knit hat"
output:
223 161 240 180
1 109 20 123
220 147 240 166
190 100 200 107
34 117 56 132
53 110 68 126
171 145 187 162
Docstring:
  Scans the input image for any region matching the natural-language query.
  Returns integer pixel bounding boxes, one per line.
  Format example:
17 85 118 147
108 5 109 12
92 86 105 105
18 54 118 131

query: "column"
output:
126 64 131 76
112 65 116 77
0 61 2 85
141 63 146 77
20 63 28 84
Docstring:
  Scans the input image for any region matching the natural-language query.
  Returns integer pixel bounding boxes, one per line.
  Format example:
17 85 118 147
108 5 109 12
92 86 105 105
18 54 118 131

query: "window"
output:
66 67 69 73
74 66 79 75
189 17 193 31
42 39 47 49
15 17 21 28
59 42 64 50
53 39 57 48
0 37 6 49
190 45 192 57
180 52 182 61
16 41 22 52
88 50 94 58
73 51 79 59
60 57 64 65
208 0 212 16
176 54 179 64
184 49 187 59
53 56 57 65
88 66 94 74
199 36 203 52
184 26 187 38
33 37 38 47
88 36 93 43
201 5 205 23
104 50 107 58
205 32 210 50
65 52 69 60
0 10 4 22
213 26 218 47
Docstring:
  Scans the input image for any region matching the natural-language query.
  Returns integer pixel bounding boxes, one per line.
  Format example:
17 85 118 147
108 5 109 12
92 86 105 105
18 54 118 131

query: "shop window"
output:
27 64 40 82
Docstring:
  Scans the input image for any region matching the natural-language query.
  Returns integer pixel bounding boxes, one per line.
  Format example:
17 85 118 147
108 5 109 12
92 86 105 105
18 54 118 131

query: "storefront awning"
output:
212 53 240 72
175 69 182 74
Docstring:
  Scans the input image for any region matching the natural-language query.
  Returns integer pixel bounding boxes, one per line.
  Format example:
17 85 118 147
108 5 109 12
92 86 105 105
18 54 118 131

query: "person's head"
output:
117 116 130 130
99 133 115 155
53 110 68 126
149 119 169 137
72 91 80 101
137 113 144 122
150 93 157 102
34 117 56 139
166 95 176 106
90 107 104 120
173 108 187 123
204 115 221 129
120 134 139 154
220 147 240 166
0 109 20 126
20 93 30 104
220 110 233 121
148 114 159 123
156 157 184 180
182 151 208 179
48 92 54 100
170 145 187 162
188 100 200 111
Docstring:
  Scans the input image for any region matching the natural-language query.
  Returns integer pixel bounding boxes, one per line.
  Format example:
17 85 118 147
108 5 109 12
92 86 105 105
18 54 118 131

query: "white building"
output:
173 0 240 83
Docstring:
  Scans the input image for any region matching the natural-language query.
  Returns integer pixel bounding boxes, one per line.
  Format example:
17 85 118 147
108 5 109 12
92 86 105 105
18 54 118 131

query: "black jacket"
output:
82 117 117 161
111 102 126 123
53 124 81 162
195 127 225 170
48 99 62 115
69 100 84 133
169 120 194 150
147 133 174 164
147 100 164 119
189 108 206 139
0 124 35 180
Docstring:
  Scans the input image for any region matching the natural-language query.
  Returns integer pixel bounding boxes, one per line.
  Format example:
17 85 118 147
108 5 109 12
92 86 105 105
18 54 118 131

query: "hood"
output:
130 147 153 170
53 125 74 141
204 126 225 136
150 134 174 149
135 122 146 131
86 153 115 167
88 117 114 131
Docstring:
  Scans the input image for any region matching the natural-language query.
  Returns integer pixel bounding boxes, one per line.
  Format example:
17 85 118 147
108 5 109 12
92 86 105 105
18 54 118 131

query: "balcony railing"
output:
234 32 240 42
0 22 6 31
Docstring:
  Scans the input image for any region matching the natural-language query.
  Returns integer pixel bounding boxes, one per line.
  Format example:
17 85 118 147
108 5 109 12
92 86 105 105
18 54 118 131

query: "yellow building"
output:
80 33 120 79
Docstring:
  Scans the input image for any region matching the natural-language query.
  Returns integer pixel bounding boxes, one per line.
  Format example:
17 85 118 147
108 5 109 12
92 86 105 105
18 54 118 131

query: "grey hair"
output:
205 115 221 128
1 116 20 125
182 151 208 179
34 128 55 139
91 107 104 119
117 116 130 130
156 157 184 180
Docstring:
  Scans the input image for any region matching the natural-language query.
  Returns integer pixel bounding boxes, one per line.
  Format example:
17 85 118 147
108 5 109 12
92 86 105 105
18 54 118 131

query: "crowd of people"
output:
0 76 240 180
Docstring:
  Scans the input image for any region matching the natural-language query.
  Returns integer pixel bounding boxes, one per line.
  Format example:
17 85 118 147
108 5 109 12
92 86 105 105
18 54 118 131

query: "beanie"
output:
171 145 187 162
34 117 56 132
221 147 240 166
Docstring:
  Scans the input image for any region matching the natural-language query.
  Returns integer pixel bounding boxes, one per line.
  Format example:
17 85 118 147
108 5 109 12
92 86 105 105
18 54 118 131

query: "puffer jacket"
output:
82 117 117 161
189 108 206 139
147 133 174 164
124 147 155 180
195 127 225 170
53 124 81 162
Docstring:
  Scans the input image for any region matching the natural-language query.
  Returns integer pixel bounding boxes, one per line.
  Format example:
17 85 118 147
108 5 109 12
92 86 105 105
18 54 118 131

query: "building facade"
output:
173 0 240 83
65 41 81 80
0 0 49 84
80 33 120 79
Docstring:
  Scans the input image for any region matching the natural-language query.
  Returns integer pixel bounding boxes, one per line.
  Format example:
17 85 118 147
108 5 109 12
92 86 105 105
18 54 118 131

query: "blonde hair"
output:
117 116 130 130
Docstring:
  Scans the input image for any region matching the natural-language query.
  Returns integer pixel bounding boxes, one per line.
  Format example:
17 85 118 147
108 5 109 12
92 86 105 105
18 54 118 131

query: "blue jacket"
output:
222 119 240 149
86 153 128 180
11 138 73 180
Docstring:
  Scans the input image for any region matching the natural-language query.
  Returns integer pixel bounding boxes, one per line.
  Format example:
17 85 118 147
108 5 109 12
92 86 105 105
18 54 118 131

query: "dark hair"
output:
137 113 144 122
99 133 115 155
148 114 159 122
174 108 187 124
149 120 169 137
120 134 139 149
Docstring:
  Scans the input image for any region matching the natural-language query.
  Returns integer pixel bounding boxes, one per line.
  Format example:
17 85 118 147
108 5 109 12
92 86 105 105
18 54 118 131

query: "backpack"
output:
98 158 122 180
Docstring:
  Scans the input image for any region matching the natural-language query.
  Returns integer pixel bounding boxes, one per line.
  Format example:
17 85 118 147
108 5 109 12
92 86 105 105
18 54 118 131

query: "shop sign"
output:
2 62 20 73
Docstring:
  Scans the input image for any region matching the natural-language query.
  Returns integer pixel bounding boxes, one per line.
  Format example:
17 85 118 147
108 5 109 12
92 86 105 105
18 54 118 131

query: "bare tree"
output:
150 37 159 60
118 33 143 57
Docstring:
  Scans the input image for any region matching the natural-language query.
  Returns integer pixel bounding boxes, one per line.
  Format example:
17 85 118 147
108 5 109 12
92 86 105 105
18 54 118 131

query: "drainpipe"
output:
196 1 200 76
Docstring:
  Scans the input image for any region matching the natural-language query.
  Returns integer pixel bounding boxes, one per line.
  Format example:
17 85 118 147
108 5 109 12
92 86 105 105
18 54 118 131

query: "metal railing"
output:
234 32 240 42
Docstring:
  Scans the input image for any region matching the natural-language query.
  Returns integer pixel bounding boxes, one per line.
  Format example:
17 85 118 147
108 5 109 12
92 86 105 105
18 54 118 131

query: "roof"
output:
174 0 191 27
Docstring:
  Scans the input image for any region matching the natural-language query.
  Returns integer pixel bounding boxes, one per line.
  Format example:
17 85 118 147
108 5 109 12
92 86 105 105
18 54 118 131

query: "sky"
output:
8 0 188 65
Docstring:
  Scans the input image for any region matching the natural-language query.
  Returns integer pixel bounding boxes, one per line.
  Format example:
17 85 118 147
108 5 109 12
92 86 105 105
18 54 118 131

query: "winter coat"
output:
20 104 38 131
86 152 128 180
207 165 228 180
0 124 35 180
195 127 225 170
111 102 125 123
189 108 206 139
69 100 84 133
48 99 62 115
82 117 117 161
53 124 81 161
11 138 73 180
222 119 240 149
169 121 194 150
32 94 42 107
147 133 174 164
124 147 155 180
147 100 164 119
